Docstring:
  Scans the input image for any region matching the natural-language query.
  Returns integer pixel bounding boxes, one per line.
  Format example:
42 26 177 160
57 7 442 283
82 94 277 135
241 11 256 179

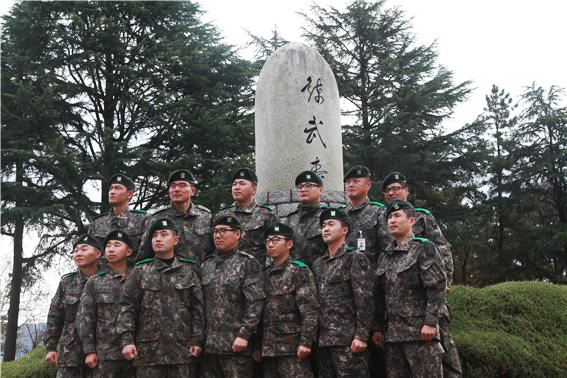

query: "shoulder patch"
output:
412 237 430 243
258 204 273 212
369 201 386 207
129 209 147 214
416 208 431 215
97 271 108 277
292 260 306 268
62 271 77 279
135 258 154 266
195 204 211 213
178 257 197 264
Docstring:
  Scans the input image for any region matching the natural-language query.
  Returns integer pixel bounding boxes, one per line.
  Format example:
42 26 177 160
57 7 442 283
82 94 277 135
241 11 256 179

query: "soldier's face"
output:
105 240 132 264
266 235 292 260
73 244 101 269
169 180 196 204
387 210 415 238
322 220 349 244
213 226 241 252
151 229 179 257
232 179 256 203
345 178 371 200
108 184 133 206
297 183 324 205
384 183 409 202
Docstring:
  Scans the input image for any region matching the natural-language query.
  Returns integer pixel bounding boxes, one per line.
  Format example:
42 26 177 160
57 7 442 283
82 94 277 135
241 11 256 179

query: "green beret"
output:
232 167 258 185
213 214 242 230
264 222 294 239
167 169 196 187
73 234 102 251
386 199 414 217
108 173 135 191
382 172 407 191
103 229 133 249
295 170 323 187
147 217 180 235
319 207 351 228
343 165 371 182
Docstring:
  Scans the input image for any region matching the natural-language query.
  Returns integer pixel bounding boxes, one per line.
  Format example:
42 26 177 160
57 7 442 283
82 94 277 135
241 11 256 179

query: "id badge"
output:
357 231 366 251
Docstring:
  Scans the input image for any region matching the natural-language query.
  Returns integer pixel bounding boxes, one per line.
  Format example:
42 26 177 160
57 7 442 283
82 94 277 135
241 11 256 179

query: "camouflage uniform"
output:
312 244 373 378
137 204 213 262
374 237 447 378
44 271 92 378
200 248 265 378
282 203 326 268
345 200 388 266
261 258 319 378
77 269 133 378
215 201 278 265
89 208 149 257
116 257 205 378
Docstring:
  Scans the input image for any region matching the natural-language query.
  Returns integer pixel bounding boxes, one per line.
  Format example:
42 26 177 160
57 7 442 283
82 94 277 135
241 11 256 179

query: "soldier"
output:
312 208 373 378
343 165 387 266
254 222 319 378
215 167 277 265
282 171 327 267
381 171 462 377
372 200 446 378
44 234 101 378
137 169 213 262
200 215 265 378
89 173 148 262
117 218 204 378
77 230 135 378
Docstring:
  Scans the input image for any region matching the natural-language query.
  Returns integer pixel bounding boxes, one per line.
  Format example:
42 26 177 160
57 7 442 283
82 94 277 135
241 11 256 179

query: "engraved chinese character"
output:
310 157 328 179
300 76 324 104
304 116 327 148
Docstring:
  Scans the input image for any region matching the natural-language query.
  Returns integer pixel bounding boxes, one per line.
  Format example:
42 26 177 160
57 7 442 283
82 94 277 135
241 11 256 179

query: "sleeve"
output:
418 243 447 326
189 267 205 347
77 278 97 354
420 213 454 285
238 258 266 340
135 219 154 262
116 268 143 347
295 267 320 348
44 281 65 352
372 260 386 333
351 252 374 342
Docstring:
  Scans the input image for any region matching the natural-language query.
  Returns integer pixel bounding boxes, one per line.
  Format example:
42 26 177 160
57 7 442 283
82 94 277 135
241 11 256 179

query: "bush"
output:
1 345 56 378
448 281 567 378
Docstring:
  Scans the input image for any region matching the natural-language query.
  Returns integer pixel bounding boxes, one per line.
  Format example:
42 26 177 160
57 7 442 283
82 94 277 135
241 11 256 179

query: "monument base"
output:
257 190 348 218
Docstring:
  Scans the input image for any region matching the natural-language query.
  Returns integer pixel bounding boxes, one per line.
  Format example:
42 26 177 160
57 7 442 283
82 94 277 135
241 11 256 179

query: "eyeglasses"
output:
384 185 405 194
265 236 287 245
213 228 236 237
296 183 319 192
170 182 191 190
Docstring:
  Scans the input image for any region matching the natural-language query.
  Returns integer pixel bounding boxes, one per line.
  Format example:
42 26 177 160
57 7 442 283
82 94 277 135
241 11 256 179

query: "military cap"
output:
232 167 258 185
103 229 133 249
167 169 196 187
73 234 102 250
382 171 407 191
343 165 371 182
147 217 180 235
108 173 135 191
295 170 323 187
386 199 414 217
213 214 242 230
264 222 294 239
319 207 351 228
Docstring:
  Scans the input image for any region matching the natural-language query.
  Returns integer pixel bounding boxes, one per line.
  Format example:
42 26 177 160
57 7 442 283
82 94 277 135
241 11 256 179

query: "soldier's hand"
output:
189 346 202 358
85 353 98 368
44 351 58 366
420 325 436 341
252 350 262 362
350 338 368 353
232 337 248 353
122 344 138 360
297 345 311 359
371 331 383 347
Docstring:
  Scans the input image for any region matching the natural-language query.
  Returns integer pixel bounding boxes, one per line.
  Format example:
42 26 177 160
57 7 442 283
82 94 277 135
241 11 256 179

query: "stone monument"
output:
255 42 347 216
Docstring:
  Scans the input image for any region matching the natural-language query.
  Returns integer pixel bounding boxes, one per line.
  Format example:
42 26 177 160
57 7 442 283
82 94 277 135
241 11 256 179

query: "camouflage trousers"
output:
56 366 91 378
385 341 443 378
136 364 195 378
316 346 369 378
200 354 253 378
440 315 463 378
262 355 314 378
92 359 134 378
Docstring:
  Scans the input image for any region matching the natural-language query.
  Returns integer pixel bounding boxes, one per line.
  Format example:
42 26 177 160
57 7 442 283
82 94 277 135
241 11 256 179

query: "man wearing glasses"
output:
282 171 327 267
200 215 265 378
137 169 213 262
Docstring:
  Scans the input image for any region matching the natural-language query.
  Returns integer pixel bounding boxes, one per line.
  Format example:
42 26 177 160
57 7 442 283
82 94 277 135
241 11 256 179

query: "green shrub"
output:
449 281 567 378
1 345 56 378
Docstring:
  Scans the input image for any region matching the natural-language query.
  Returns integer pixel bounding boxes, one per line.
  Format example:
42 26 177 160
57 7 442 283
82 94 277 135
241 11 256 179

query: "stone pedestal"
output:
256 190 347 218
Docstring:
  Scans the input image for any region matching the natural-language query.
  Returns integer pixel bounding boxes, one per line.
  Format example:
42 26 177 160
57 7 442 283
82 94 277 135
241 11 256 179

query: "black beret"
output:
167 169 196 187
103 229 133 250
232 167 258 185
386 199 414 217
264 222 294 239
319 207 351 228
73 234 102 251
343 165 371 182
213 214 242 230
147 217 180 235
295 170 323 187
382 172 407 191
108 173 135 191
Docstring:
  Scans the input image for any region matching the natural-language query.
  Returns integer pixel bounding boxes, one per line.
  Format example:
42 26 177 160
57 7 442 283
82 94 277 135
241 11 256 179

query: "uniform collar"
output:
233 200 257 213
324 243 348 261
298 202 321 213
169 202 197 217
268 256 292 274
152 257 184 272
214 248 237 260
389 233 415 253
347 199 369 211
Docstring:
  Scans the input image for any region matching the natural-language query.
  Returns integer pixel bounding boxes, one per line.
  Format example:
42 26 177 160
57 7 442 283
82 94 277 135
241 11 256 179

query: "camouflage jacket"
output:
345 200 388 265
77 268 130 360
283 203 326 267
261 258 319 356
215 200 278 265
312 244 374 347
374 237 447 343
201 248 265 355
89 208 149 254
137 203 213 262
116 257 205 366
44 270 90 367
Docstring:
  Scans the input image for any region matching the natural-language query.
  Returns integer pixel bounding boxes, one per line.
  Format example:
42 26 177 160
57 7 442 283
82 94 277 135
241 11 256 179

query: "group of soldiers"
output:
44 165 462 378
